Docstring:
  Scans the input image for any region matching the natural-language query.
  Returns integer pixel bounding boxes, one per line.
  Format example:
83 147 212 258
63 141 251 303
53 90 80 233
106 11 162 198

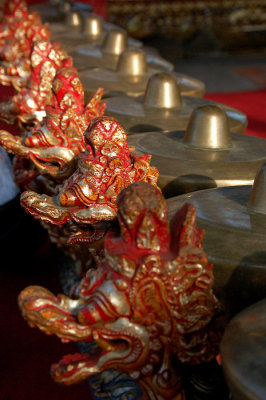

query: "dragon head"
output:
20 116 159 241
20 117 158 269
19 67 105 180
19 182 219 399
0 65 105 192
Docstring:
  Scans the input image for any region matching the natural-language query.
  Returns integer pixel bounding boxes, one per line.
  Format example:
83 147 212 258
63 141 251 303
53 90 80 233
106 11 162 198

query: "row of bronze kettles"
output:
1 1 265 400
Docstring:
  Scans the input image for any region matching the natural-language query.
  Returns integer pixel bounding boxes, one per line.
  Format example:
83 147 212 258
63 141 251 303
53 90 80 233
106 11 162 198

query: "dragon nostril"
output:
24 136 32 146
59 191 76 207
24 132 41 147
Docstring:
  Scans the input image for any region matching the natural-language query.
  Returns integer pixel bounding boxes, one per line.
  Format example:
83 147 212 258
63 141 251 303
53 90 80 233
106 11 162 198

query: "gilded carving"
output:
0 0 50 90
19 117 159 271
0 39 71 129
0 66 105 191
19 182 219 400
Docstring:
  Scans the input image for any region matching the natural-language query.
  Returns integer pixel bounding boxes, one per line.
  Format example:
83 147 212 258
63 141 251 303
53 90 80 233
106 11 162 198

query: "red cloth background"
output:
76 0 107 18
0 240 92 400
204 90 266 138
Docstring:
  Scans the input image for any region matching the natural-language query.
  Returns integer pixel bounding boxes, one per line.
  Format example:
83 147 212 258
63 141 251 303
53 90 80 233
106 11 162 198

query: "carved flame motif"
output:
19 182 219 400
0 39 71 128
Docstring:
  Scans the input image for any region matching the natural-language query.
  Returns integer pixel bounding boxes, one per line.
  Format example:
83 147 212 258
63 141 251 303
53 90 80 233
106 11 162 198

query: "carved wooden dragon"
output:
0 39 71 129
0 66 105 192
20 117 159 272
0 0 50 90
19 182 219 400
